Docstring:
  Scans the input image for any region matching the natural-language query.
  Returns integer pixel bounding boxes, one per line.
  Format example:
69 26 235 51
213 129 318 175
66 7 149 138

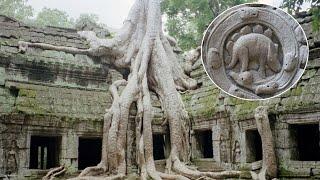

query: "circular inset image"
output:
201 3 309 100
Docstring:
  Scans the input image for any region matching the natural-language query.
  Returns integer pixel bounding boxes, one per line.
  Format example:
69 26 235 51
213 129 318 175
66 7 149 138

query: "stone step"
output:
192 158 225 172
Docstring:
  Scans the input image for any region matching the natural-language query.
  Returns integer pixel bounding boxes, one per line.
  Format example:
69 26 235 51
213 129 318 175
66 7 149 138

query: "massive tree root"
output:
251 106 277 180
19 0 241 179
42 166 66 180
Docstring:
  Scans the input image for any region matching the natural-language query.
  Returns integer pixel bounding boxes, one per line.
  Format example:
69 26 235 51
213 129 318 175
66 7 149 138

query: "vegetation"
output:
311 6 320 31
280 0 319 31
161 0 256 50
33 8 74 28
0 0 33 22
1 0 318 43
20 0 243 179
0 0 99 28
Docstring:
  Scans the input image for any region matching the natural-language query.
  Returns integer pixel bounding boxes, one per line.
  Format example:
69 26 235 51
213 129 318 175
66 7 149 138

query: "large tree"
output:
72 1 241 179
20 0 241 179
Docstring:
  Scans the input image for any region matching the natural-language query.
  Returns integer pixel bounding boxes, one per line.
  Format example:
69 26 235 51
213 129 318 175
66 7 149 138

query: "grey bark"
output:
20 0 242 179
251 106 277 180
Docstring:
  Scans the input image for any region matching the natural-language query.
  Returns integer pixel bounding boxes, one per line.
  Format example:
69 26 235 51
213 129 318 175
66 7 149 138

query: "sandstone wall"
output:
184 12 320 178
0 12 319 179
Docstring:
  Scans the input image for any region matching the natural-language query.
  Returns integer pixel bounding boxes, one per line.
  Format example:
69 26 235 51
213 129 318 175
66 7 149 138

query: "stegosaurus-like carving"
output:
227 25 281 78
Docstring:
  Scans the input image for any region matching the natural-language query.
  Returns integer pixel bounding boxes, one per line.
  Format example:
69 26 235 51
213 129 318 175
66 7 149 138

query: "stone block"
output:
0 67 5 86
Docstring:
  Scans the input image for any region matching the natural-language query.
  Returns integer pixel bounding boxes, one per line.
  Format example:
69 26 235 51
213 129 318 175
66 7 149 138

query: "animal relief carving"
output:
227 33 281 78
202 4 308 99
239 8 259 20
284 52 298 72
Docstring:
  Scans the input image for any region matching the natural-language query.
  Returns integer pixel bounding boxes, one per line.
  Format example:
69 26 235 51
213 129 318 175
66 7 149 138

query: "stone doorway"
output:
245 129 262 163
29 136 61 169
78 137 102 170
290 124 320 161
194 130 213 158
153 134 166 160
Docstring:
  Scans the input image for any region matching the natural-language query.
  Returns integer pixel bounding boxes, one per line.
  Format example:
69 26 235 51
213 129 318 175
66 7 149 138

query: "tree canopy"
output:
0 0 318 48
33 8 74 28
0 0 33 22
161 0 256 51
280 0 319 31
0 0 99 29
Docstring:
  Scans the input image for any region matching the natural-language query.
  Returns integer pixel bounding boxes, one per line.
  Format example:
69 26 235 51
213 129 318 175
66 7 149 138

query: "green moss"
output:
278 166 296 177
291 86 303 96
198 106 216 118
19 89 37 98
15 97 47 114
239 164 251 171
233 101 259 119
239 170 252 179
197 93 218 118
182 93 192 102
302 68 317 80
227 96 238 105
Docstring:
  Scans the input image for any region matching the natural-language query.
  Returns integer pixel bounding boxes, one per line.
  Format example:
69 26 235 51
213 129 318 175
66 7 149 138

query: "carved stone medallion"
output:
202 4 308 100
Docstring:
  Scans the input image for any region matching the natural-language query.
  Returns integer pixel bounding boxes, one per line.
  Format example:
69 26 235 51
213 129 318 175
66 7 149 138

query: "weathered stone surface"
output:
184 11 320 179
0 11 319 179
202 4 308 100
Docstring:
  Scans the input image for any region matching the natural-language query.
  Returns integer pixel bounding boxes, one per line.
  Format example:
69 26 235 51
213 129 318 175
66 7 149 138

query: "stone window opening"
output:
78 137 102 170
9 87 19 97
29 136 61 169
290 124 320 161
245 129 262 163
153 134 170 160
194 130 213 158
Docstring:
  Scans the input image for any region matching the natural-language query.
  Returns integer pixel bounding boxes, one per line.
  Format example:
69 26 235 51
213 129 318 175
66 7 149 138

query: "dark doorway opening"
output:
78 137 102 170
246 129 262 162
195 130 213 158
9 87 19 97
153 134 166 160
29 136 61 169
291 124 320 161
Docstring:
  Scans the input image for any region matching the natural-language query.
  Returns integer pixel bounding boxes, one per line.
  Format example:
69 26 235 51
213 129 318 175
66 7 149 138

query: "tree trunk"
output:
20 0 242 179
251 106 277 180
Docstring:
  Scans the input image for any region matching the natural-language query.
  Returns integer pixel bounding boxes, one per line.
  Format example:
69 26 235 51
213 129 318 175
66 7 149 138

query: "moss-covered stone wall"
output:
183 12 320 122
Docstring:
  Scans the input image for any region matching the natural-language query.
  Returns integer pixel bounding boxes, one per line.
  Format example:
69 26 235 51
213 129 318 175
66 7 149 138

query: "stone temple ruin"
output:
0 11 319 179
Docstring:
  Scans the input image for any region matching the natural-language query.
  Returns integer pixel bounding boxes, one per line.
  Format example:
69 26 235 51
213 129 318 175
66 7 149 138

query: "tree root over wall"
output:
42 166 66 180
251 106 277 180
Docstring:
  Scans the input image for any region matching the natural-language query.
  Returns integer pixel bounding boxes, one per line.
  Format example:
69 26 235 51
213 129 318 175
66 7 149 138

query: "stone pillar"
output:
212 125 221 163
213 119 231 164
16 129 28 176
274 122 292 163
240 131 246 164
61 130 78 173
0 122 5 174
0 67 5 86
